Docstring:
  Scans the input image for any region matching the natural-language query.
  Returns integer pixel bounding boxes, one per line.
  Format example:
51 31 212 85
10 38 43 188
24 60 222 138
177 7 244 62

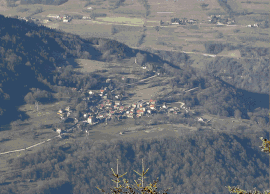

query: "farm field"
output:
73 59 110 73
2 0 268 59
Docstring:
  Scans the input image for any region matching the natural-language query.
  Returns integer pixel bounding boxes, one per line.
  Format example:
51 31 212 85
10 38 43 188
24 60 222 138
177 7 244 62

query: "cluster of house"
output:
83 98 159 125
246 23 258 27
170 18 197 25
54 73 199 135
46 14 72 22
55 82 197 127
46 13 93 23
17 16 29 22
197 117 210 123
82 88 196 126
57 106 78 123
208 15 235 25
11 16 40 23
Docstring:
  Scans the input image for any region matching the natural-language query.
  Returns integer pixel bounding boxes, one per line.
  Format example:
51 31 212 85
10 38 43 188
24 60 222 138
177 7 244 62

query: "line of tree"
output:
136 34 146 47
217 0 234 17
24 88 53 104
6 0 17 7
138 0 150 18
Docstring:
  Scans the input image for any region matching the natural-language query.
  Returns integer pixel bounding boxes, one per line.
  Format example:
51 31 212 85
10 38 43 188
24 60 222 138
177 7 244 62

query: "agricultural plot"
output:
122 76 172 106
113 7 146 17
74 59 110 73
5 0 267 59
60 21 113 38
216 49 241 58
0 101 68 154
92 120 190 143
148 0 212 19
95 16 145 25
114 31 141 46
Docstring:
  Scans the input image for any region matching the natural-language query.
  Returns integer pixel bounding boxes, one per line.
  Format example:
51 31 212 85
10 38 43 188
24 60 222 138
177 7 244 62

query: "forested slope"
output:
1 130 268 194
0 15 148 124
204 55 269 94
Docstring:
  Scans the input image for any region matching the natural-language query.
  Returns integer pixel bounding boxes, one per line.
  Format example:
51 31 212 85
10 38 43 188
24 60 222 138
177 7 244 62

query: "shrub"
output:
24 92 35 104
204 42 225 54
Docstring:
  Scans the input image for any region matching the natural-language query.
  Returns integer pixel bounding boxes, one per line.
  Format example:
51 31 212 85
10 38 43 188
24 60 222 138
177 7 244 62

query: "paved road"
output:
0 136 59 155
0 124 77 156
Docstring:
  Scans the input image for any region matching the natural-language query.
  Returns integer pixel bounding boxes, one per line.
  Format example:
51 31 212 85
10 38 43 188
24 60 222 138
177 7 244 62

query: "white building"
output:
43 19 50 23
87 116 94 124
169 108 174 112
217 22 224 25
56 128 62 135
115 101 121 106
150 104 155 110
198 117 204 122
162 103 167 109
47 14 60 19
82 16 91 20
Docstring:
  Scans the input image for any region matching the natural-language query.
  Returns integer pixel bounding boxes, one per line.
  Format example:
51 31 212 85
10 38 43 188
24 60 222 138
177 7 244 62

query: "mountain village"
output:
54 77 210 137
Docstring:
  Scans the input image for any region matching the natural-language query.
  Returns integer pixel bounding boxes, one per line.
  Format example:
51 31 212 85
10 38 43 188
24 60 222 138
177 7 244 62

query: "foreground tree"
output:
226 137 270 194
97 159 173 194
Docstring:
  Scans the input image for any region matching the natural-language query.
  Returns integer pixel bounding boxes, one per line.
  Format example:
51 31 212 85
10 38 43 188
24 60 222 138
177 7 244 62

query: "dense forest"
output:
204 57 269 94
1 130 268 194
203 42 269 58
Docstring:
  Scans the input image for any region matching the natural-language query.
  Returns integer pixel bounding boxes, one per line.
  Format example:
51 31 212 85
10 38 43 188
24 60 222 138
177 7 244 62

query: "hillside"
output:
0 13 269 194
0 13 269 125
0 14 167 125
1 130 269 194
